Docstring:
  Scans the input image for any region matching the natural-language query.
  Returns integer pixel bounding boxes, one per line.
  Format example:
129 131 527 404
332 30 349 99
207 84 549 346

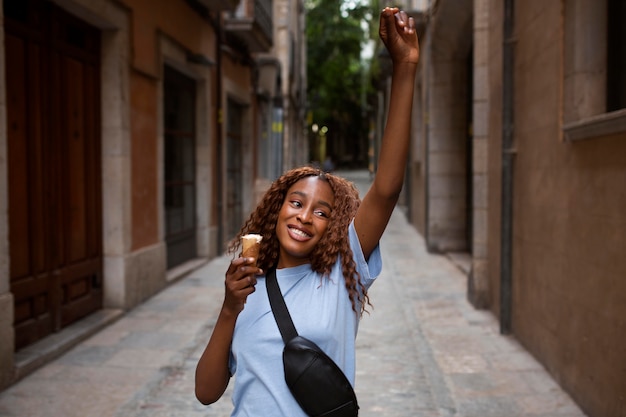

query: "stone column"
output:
469 0 490 308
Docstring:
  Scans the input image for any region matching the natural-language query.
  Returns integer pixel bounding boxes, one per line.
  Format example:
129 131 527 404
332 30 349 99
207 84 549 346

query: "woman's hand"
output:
196 257 261 405
379 7 420 65
223 257 262 315
354 8 419 260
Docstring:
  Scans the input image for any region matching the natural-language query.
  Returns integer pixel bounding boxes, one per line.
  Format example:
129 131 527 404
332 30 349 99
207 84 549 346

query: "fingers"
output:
381 6 398 17
394 10 415 35
224 257 262 304
381 7 396 28
226 256 259 275
379 6 419 65
394 10 407 26
227 257 261 284
379 6 397 30
381 7 415 39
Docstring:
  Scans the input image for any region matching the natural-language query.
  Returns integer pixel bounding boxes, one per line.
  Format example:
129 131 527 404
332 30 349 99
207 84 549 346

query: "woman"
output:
195 7 419 416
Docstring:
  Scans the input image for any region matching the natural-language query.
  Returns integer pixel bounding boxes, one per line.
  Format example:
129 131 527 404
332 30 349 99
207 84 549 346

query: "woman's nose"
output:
297 208 312 224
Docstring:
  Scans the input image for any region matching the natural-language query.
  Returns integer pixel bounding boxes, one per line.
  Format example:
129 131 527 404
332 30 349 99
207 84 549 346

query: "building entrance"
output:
5 0 103 349
163 65 197 268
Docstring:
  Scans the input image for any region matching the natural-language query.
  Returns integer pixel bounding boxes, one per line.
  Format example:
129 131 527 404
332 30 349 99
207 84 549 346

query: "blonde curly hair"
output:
228 166 371 315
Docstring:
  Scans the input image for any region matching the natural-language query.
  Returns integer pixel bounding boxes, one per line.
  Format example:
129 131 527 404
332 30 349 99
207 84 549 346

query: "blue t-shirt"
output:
228 221 382 416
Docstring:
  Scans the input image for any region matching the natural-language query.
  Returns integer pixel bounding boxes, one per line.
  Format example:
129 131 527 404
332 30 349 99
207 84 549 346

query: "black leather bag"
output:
266 268 359 417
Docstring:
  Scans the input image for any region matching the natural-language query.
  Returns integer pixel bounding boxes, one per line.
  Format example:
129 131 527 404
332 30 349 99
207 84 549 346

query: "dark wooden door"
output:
5 0 102 350
226 99 244 240
163 66 197 268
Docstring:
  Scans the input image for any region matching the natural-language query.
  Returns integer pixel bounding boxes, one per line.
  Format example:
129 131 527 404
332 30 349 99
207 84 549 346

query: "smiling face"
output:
275 176 335 269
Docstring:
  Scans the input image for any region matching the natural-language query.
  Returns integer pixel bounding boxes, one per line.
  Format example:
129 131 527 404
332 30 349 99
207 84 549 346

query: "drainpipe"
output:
500 0 515 334
424 35 431 249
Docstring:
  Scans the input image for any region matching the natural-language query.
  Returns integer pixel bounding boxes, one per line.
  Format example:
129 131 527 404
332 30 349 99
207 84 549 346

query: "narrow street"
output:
0 172 586 417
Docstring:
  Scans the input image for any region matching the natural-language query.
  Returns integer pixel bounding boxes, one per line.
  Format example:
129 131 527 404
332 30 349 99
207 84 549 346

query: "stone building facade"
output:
0 0 307 389
393 0 626 415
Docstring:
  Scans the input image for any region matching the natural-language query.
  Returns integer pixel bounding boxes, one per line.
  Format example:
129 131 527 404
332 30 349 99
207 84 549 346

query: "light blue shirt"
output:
229 221 382 416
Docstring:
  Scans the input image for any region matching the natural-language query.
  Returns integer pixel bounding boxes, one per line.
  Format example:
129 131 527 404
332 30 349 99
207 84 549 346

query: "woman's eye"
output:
314 210 328 218
291 200 302 208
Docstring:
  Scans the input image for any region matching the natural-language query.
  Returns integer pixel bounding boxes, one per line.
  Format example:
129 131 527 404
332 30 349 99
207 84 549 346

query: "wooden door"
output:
163 66 197 268
5 0 102 350
226 99 244 240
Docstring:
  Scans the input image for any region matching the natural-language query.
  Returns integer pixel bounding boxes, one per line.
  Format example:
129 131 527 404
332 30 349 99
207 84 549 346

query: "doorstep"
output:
13 308 124 382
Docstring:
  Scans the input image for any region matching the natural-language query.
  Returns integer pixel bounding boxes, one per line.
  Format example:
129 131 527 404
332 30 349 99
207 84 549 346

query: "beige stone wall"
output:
423 0 473 253
221 58 255 238
469 0 490 308
275 0 307 169
486 0 503 327
407 0 625 412
488 1 626 415
123 0 215 78
408 72 426 234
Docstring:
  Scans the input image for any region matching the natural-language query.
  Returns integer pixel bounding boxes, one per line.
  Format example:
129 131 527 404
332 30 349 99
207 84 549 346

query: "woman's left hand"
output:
379 7 420 66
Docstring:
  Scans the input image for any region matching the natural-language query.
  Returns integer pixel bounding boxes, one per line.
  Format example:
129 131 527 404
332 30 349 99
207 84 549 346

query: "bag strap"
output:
266 267 299 344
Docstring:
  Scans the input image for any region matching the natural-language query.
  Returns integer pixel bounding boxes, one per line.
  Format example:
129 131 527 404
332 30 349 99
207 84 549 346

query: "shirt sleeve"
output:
348 219 382 290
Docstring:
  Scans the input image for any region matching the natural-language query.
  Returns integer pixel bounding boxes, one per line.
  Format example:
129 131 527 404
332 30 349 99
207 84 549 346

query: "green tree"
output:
305 0 374 168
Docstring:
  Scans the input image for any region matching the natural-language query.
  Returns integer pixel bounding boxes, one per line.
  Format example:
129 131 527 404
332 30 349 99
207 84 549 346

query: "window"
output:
607 0 626 112
563 0 626 141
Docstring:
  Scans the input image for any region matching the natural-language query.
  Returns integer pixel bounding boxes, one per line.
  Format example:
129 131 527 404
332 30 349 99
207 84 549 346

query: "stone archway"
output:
423 0 491 308
425 0 474 253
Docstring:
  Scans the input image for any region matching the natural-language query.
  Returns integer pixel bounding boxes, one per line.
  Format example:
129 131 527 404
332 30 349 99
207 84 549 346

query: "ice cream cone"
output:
241 234 262 267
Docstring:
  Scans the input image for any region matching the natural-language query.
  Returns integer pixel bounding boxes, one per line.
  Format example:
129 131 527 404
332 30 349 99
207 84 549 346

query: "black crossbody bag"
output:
266 268 359 417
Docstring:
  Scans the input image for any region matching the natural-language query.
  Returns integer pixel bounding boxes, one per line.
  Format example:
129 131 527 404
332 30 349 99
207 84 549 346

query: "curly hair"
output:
228 166 371 315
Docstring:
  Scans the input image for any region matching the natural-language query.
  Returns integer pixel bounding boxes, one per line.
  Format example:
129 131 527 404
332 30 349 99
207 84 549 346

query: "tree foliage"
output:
305 0 375 167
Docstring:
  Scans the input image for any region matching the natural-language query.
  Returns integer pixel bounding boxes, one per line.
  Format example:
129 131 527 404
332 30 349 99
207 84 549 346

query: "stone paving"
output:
0 171 588 417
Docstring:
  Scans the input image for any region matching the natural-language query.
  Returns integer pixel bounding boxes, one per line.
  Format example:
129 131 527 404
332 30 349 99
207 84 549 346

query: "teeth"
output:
291 228 310 238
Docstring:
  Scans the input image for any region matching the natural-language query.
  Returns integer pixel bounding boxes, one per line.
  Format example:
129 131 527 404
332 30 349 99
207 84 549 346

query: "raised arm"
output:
354 8 419 259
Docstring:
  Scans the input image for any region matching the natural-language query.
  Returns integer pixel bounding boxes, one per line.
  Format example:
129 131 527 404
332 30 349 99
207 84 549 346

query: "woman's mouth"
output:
288 226 312 241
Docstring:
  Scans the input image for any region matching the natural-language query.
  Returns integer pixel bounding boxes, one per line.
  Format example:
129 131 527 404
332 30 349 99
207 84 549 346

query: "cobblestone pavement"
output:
0 171 587 417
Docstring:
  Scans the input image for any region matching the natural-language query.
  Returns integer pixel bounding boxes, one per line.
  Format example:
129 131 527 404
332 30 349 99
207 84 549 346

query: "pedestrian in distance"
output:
195 7 419 416
322 155 335 172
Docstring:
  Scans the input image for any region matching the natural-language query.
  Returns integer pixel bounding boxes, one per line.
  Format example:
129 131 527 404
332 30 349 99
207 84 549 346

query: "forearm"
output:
195 306 238 405
374 62 417 199
354 7 419 259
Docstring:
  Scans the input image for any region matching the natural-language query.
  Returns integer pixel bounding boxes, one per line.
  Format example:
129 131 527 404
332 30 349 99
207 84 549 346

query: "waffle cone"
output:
241 234 262 267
